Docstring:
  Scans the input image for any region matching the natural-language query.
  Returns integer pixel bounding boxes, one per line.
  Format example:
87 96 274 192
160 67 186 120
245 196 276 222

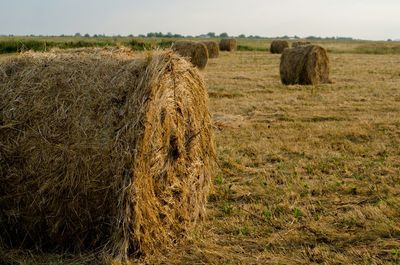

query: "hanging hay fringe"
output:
270 40 289 54
219 39 237 51
201 41 219 58
280 45 331 85
172 41 208 69
0 48 215 260
292 41 311 48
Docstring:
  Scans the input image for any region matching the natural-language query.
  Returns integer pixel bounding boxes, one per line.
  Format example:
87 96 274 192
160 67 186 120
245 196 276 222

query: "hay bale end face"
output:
270 40 289 54
219 39 237 51
292 41 311 48
0 49 215 259
201 41 219 58
280 45 331 85
172 41 208 69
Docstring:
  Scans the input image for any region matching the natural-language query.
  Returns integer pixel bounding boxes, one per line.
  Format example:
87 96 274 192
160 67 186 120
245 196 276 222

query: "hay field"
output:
1 42 400 264
169 51 400 265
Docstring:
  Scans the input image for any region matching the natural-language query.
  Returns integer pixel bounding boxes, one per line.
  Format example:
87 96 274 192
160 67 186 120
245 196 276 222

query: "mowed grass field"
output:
1 41 400 264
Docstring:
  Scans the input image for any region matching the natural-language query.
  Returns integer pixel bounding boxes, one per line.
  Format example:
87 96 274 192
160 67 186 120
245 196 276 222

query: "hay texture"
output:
172 41 208 70
270 40 289 54
219 39 237 51
201 41 219 58
0 49 215 259
280 45 331 85
292 41 311 48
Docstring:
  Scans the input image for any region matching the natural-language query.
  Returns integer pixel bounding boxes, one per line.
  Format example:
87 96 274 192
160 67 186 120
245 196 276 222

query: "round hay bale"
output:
280 45 331 85
0 49 215 259
172 41 208 70
201 41 219 58
219 39 237 51
270 40 289 54
292 41 311 48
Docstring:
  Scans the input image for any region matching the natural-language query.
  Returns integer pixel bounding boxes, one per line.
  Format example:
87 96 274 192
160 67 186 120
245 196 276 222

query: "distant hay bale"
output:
0 49 215 260
280 45 331 85
270 40 289 54
292 41 311 48
201 41 219 58
172 41 208 69
219 39 237 51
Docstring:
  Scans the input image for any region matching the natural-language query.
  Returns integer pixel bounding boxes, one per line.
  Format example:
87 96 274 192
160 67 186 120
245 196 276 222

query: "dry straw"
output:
172 41 208 69
201 41 219 58
292 41 311 48
219 39 237 52
0 48 215 261
280 45 331 85
270 40 289 54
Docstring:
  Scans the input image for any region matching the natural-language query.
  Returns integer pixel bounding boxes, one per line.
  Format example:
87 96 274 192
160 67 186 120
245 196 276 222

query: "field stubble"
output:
157 51 400 264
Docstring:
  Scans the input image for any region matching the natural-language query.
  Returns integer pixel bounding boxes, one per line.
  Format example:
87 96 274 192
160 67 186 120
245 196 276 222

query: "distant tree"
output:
207 32 216 38
138 34 146 38
147 32 156 37
238 34 246 38
74 33 81 37
84 33 90 38
128 34 134 37
387 39 392 42
293 35 300 39
219 32 229 38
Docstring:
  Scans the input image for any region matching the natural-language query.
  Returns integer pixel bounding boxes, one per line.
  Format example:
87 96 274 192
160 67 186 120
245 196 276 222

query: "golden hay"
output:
219 39 237 52
270 40 289 54
201 41 219 58
292 41 311 48
280 45 331 85
0 49 215 260
172 41 208 70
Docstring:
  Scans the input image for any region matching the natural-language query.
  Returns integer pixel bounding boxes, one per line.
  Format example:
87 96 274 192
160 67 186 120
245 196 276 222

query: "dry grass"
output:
1 45 400 264
157 51 400 265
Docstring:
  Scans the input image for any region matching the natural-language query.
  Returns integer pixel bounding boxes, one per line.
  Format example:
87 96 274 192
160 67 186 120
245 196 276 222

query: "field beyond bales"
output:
1 42 400 264
2 36 400 54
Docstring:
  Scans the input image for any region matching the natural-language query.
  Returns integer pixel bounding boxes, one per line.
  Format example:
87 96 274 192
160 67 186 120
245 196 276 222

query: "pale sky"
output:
0 0 399 40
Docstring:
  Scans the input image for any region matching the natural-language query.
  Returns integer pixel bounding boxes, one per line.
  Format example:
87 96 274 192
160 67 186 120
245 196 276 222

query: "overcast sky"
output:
0 0 399 40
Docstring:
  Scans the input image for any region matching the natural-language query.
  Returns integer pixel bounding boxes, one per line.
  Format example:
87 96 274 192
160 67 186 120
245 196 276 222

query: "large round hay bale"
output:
172 41 208 69
280 45 331 85
0 49 215 259
201 41 219 58
292 41 311 48
270 40 289 54
219 39 237 51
